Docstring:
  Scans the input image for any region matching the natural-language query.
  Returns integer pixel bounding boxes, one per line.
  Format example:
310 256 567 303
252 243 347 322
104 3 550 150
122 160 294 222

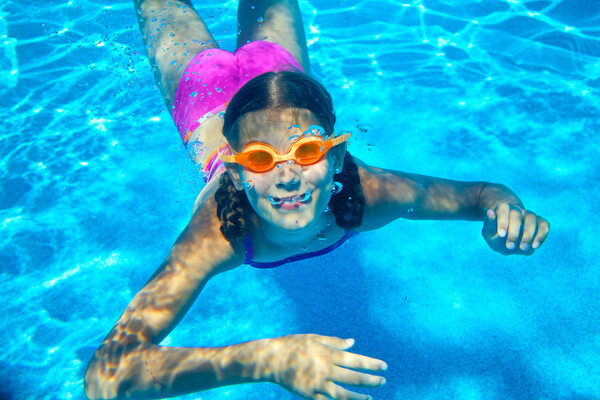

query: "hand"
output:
258 334 387 400
482 203 550 255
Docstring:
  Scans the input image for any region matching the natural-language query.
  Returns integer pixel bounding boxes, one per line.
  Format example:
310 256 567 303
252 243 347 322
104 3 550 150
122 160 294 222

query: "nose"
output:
275 161 301 189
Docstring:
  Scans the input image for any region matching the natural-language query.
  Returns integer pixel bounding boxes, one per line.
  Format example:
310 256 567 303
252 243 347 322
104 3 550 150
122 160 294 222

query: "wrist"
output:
219 339 275 384
479 184 523 217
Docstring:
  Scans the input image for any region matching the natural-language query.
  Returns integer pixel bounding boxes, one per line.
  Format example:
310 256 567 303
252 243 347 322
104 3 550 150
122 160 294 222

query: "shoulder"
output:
353 157 421 231
354 157 419 206
172 178 245 276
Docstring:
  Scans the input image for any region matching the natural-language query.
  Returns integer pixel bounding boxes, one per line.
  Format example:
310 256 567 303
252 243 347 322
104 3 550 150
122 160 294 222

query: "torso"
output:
194 182 352 267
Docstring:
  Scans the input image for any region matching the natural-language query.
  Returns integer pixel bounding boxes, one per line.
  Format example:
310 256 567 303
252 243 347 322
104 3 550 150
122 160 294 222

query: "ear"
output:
225 164 245 191
331 142 347 173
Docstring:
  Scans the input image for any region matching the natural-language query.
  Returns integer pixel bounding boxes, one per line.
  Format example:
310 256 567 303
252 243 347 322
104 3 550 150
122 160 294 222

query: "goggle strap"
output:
220 154 237 163
329 132 351 147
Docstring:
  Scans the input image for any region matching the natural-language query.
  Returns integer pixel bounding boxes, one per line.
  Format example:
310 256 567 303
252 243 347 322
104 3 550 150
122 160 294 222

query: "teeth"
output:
268 191 311 206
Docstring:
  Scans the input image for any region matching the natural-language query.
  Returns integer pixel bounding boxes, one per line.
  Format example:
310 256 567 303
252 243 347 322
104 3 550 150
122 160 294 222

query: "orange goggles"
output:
221 133 351 172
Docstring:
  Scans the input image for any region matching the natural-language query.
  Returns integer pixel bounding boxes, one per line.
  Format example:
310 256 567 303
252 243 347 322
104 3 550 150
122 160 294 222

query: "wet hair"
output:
215 71 364 242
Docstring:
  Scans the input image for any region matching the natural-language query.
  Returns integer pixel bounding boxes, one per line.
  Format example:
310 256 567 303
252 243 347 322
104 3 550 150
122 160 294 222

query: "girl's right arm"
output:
84 194 387 400
83 198 252 398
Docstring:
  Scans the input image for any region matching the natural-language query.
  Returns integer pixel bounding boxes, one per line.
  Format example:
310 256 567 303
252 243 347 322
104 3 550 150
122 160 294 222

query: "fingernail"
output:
532 241 539 249
499 229 507 237
345 338 355 346
520 243 529 251
506 242 515 249
380 362 388 371
380 377 387 386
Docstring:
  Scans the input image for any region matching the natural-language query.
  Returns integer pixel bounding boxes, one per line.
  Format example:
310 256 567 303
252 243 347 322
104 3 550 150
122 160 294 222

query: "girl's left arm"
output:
354 159 550 256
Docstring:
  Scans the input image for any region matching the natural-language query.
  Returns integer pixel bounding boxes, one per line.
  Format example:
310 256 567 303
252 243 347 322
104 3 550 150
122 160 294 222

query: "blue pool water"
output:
1 0 599 399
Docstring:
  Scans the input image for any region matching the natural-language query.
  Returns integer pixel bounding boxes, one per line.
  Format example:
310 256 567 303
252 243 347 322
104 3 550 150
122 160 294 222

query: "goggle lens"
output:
247 150 274 171
294 141 323 164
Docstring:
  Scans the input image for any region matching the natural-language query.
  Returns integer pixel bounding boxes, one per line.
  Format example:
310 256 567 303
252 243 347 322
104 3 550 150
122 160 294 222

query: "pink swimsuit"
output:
172 40 304 146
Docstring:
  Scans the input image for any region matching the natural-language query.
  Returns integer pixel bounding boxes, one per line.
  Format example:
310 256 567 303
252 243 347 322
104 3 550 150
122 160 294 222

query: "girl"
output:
84 0 549 399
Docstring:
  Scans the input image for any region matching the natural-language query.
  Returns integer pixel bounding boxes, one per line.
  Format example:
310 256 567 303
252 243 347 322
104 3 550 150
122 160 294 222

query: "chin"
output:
274 209 315 231
261 203 316 232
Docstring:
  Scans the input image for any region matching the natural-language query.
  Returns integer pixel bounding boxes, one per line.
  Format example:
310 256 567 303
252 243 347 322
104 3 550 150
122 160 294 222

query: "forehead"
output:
237 108 321 149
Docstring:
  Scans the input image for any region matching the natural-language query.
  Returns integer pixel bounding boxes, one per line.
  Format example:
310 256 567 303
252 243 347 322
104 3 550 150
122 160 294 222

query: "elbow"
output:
83 347 131 400
84 356 107 400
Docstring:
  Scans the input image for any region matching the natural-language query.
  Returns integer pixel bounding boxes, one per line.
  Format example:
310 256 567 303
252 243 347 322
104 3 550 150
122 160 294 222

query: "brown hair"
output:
215 71 364 242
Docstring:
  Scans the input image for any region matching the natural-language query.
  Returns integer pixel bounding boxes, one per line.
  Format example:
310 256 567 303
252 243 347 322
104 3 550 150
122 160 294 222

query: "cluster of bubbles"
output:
276 160 296 168
189 139 209 158
287 124 327 142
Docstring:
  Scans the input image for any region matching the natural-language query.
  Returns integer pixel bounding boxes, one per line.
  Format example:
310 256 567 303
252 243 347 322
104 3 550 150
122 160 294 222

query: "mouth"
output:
268 191 312 209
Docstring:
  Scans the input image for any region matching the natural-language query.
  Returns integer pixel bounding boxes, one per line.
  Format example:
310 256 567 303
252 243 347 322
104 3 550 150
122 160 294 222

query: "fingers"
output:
505 207 523 250
309 334 354 350
484 203 550 255
482 208 498 238
532 218 550 249
332 350 387 372
330 366 386 387
518 212 537 251
318 381 375 400
493 203 510 239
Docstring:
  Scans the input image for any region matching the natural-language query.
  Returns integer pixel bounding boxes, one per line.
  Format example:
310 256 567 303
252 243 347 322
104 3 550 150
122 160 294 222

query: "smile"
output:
268 191 312 209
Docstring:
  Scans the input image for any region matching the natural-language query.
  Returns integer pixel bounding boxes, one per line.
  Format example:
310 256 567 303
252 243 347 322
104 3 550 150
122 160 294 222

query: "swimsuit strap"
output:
244 230 356 269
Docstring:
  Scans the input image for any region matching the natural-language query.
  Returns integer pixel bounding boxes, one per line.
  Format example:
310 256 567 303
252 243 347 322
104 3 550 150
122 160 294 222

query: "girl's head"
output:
216 71 364 241
223 71 335 149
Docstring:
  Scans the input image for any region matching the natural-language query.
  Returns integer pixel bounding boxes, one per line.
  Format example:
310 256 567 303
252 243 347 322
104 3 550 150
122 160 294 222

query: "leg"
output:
134 0 218 112
236 0 310 74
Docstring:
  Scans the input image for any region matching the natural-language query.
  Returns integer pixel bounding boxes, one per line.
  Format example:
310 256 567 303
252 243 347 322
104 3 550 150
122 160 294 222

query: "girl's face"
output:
226 108 344 233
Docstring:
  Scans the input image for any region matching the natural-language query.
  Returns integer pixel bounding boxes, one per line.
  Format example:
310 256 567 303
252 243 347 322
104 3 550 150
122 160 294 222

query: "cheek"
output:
304 159 333 185
239 170 273 197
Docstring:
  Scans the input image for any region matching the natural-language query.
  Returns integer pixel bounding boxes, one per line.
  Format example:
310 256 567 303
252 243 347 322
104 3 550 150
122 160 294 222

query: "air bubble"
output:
268 196 282 205
243 180 254 189
334 168 341 174
287 160 294 165
288 134 301 142
331 181 343 194
324 206 330 212
257 16 264 22
308 125 325 136
298 191 311 202
317 233 328 241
